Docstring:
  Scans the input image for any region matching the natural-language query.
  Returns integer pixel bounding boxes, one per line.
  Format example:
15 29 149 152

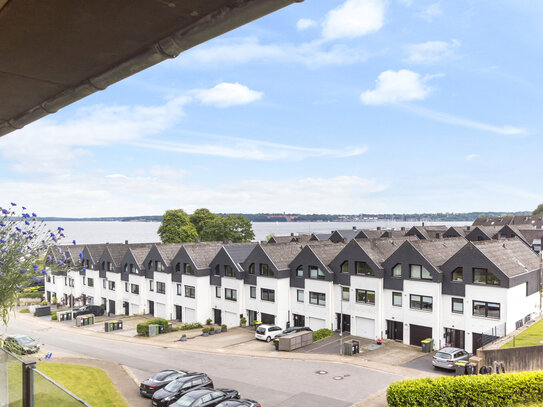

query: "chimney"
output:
125 240 128 244
291 233 294 236
377 227 381 230
401 227 405 231
422 222 425 227
467 226 471 231
352 226 357 230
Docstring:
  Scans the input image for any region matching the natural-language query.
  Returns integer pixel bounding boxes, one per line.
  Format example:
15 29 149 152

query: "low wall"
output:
477 345 543 372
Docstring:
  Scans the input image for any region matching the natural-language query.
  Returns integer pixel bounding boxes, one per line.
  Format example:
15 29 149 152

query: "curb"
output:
121 364 141 387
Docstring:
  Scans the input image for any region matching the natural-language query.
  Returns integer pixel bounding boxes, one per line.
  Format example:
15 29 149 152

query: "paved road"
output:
4 318 400 407
402 354 455 376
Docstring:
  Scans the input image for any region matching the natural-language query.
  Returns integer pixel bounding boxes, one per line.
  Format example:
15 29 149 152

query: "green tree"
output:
200 216 228 242
224 215 255 243
189 208 218 235
533 204 543 216
157 209 198 243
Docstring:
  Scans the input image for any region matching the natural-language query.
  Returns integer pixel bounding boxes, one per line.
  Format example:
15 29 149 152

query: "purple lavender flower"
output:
0 238 5 244
47 255 52 261
19 269 26 273
10 202 16 206
1 209 7 215
72 240 77 245
32 213 37 217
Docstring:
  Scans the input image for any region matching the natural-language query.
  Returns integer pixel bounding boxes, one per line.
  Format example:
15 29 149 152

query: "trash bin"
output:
158 324 164 334
455 361 468 376
274 339 279 351
465 363 477 375
352 340 360 355
167 322 172 333
88 315 94 325
421 338 434 353
343 340 353 356
254 321 262 332
149 324 159 337
116 320 123 330
104 321 109 332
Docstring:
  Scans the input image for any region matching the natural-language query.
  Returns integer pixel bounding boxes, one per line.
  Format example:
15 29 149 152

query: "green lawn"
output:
501 319 543 348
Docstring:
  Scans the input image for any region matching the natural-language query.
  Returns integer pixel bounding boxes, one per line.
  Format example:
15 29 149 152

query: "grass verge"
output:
501 319 543 348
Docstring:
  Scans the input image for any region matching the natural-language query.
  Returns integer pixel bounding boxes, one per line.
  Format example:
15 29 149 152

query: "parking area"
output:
402 353 455 376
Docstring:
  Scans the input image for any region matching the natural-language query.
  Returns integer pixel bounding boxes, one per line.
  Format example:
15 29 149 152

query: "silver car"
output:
432 347 469 370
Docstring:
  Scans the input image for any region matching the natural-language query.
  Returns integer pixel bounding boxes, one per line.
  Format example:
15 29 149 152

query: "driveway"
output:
402 354 455 376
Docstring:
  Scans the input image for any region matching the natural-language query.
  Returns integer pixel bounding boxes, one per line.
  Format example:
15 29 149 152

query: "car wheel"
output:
266 336 271 342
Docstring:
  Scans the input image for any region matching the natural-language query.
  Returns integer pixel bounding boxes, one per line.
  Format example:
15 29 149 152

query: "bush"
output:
136 318 169 337
387 371 543 407
19 308 30 313
221 324 227 329
240 317 247 325
19 292 44 299
202 327 210 334
51 311 57 320
40 300 48 305
312 328 333 342
206 318 212 325
180 322 202 331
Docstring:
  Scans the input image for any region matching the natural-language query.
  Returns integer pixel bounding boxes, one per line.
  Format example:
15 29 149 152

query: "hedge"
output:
19 292 44 299
387 371 543 407
180 322 202 331
136 318 169 336
313 328 333 342
19 308 30 313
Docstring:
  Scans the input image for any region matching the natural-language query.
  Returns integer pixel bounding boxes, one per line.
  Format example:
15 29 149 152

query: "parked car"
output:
152 373 213 407
171 389 240 407
216 399 261 407
255 325 283 342
140 370 190 398
272 326 312 343
432 347 470 370
3 335 40 354
72 304 104 317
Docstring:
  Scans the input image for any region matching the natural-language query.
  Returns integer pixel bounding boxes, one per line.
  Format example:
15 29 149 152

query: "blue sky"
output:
1 0 542 217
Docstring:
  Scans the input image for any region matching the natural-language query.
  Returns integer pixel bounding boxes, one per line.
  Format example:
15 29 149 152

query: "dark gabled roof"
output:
472 216 514 226
260 242 304 270
102 243 153 266
358 229 386 239
127 246 153 267
466 226 501 240
406 225 448 239
156 243 184 265
472 238 540 277
409 237 467 268
354 237 416 267
84 243 109 264
183 242 224 270
268 235 296 244
500 225 530 244
306 242 346 270
511 215 543 227
63 244 86 264
334 229 361 242
223 243 257 265
444 226 469 237
518 228 543 245
381 229 408 238
311 233 332 241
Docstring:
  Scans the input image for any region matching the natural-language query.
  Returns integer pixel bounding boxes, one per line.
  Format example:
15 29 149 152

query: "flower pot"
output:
209 330 215 335
180 336 187 342
215 329 221 334
221 328 227 332
202 333 208 337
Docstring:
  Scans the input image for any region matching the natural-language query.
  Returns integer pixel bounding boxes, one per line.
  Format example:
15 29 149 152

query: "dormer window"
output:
248 263 255 275
356 261 373 276
410 264 431 280
147 260 152 270
130 264 136 274
184 263 194 275
260 264 274 276
101 261 106 271
107 262 112 271
175 263 181 273
225 265 234 277
309 266 325 280
123 264 128 273
296 265 303 277
340 261 349 274
473 268 499 285
452 267 463 282
214 264 220 276
392 264 401 278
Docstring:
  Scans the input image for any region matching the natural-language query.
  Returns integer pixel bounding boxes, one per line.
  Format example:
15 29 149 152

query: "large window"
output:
130 264 136 274
250 286 256 298
296 265 303 277
452 298 463 314
342 287 350 301
225 265 235 277
260 264 274 276
392 292 402 307
103 279 106 288
261 288 275 302
356 261 374 276
309 266 325 280
452 267 463 282
215 286 221 298
248 263 255 275
225 288 237 301
185 285 195 299
409 294 433 311
473 268 499 285
149 280 154 291
309 292 326 306
356 289 375 304
88 278 94 287
131 284 139 295
108 281 115 291
177 284 182 296
341 261 349 274
473 301 500 319
184 263 194 275
392 264 402 278
155 261 164 272
297 289 304 302
156 282 166 294
410 264 432 280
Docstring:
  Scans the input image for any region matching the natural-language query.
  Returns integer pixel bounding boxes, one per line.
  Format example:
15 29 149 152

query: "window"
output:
131 284 139 295
185 285 195 299
88 278 94 287
156 282 166 294
473 301 500 319
225 265 235 277
214 264 220 276
473 268 499 285
108 281 115 291
103 279 106 289
410 264 431 280
130 264 136 274
341 261 349 274
52 276 55 284
107 262 112 271
452 267 463 282
250 286 256 298
309 266 325 280
409 294 433 311
342 287 350 301
64 277 67 286
184 263 194 275
248 263 255 274
225 288 237 301
392 264 402 278
261 288 275 302
155 261 164 272
123 264 128 273
125 282 129 292
356 289 375 304
101 261 106 271
215 287 221 298
309 292 326 306
297 289 304 302
149 280 154 292
176 263 182 273
82 276 86 285
392 292 402 307
260 264 274 276
452 298 463 314
296 265 303 277
356 261 374 276
177 284 182 296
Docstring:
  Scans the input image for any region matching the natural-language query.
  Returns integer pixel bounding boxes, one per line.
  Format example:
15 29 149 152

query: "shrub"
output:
221 324 227 329
180 322 202 331
206 318 212 325
52 297 58 304
240 317 247 325
312 328 333 342
19 292 44 299
182 333 187 338
387 371 543 407
19 308 30 313
40 300 48 306
136 318 169 337
202 327 210 334
51 311 57 320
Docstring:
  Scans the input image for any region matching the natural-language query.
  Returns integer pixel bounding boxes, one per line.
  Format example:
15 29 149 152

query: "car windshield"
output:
256 327 266 334
165 379 185 392
16 337 34 345
174 394 197 406
152 371 174 381
435 352 452 359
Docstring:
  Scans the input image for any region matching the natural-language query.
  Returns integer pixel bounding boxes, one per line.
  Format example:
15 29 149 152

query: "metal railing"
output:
0 347 91 407
481 322 506 349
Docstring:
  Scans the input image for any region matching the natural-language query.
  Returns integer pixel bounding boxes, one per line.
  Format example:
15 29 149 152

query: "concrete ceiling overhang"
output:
0 0 300 138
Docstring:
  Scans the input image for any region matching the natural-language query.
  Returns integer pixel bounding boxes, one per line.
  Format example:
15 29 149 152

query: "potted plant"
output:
206 318 212 325
215 326 222 334
221 324 227 332
202 327 209 337
376 338 383 345
240 317 247 328
209 326 215 335
180 334 187 342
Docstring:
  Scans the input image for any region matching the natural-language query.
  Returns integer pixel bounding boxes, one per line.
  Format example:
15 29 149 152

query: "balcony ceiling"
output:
0 0 299 137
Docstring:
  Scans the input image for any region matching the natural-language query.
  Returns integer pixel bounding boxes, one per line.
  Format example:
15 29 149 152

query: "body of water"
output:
47 220 471 245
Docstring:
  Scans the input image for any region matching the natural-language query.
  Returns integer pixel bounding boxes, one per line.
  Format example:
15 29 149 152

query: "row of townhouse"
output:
45 235 542 353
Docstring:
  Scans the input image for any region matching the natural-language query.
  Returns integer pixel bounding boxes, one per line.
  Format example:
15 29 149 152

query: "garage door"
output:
355 317 375 339
185 308 196 323
156 302 167 319
130 303 139 315
409 324 432 346
308 317 326 331
224 311 238 327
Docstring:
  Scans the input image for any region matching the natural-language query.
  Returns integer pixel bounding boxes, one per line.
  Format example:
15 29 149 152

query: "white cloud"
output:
465 154 479 161
418 2 443 21
360 69 434 105
191 82 263 108
406 39 460 64
322 0 386 40
402 105 530 136
297 18 317 31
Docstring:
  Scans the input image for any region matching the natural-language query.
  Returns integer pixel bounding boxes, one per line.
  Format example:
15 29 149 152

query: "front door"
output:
108 300 115 315
214 309 222 325
123 301 129 316
387 320 404 341
247 310 257 325
445 328 465 349
337 313 351 333
293 314 305 327
175 305 182 322
148 300 154 316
